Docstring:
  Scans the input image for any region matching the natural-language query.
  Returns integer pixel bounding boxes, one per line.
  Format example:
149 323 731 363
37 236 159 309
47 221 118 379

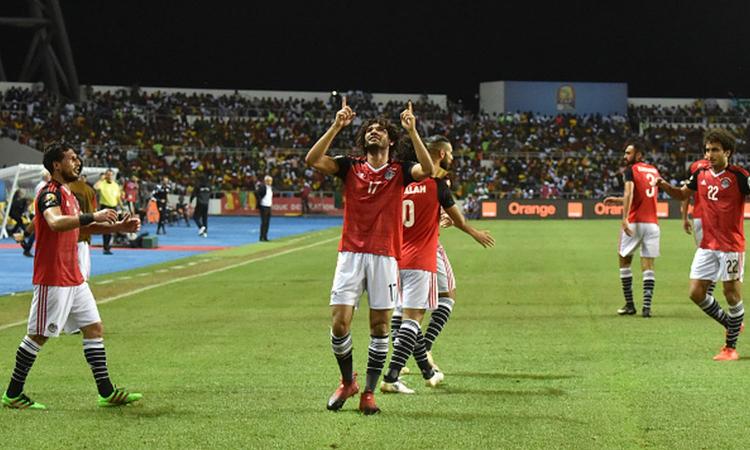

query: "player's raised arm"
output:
400 101 434 181
443 204 495 248
652 177 692 201
305 96 355 175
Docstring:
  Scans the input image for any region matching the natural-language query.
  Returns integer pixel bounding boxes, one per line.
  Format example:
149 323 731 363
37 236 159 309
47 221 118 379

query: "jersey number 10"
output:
403 199 415 228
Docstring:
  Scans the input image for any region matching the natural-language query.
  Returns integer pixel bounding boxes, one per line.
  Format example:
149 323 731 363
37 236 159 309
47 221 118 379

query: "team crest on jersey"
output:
721 178 731 189
47 323 58 334
384 168 395 180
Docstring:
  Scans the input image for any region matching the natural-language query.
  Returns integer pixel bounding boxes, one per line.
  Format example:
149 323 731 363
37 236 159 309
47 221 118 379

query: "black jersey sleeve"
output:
686 168 701 191
334 155 352 180
37 188 62 214
623 166 634 182
730 166 750 196
401 161 416 186
436 178 456 209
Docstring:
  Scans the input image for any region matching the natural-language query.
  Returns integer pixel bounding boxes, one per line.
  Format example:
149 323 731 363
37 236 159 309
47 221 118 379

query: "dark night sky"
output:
2 0 749 109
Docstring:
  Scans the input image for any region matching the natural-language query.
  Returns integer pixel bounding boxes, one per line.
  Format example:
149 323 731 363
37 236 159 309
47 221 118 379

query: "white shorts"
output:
330 252 399 310
618 223 660 258
693 218 703 248
28 283 101 337
436 244 456 294
399 269 438 311
690 248 745 282
78 241 91 282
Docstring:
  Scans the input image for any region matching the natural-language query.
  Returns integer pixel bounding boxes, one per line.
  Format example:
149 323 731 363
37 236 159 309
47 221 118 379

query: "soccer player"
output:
306 97 434 415
652 129 746 361
603 141 660 318
2 143 143 410
681 154 717 298
381 136 494 394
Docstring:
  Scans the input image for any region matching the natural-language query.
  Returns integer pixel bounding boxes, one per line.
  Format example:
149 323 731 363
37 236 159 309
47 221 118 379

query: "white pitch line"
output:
155 269 169 273
0 236 339 332
117 276 132 280
96 280 114 285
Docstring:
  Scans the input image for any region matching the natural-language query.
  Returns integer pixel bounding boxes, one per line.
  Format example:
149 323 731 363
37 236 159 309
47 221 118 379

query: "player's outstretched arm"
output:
400 101 434 181
305 96 354 175
602 196 624 206
43 206 117 232
652 177 691 201
85 212 141 235
443 204 495 248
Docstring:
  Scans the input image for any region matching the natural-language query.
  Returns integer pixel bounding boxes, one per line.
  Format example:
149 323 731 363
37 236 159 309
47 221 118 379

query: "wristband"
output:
79 213 94 226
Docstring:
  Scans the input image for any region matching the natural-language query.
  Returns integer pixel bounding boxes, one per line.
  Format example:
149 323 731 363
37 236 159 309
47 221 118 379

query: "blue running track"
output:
0 216 342 296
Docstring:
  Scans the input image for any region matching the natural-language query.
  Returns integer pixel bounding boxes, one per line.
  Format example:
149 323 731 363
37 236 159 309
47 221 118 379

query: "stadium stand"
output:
1 86 749 200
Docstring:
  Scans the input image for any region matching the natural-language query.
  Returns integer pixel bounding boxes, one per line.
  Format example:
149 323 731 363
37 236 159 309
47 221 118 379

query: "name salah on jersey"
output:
404 184 427 195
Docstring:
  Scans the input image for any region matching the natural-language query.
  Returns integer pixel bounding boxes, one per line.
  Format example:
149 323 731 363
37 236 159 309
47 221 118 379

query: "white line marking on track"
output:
0 236 339 332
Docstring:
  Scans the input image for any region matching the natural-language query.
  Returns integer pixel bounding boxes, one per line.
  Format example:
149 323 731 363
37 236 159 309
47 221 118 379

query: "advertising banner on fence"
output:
480 199 750 220
220 191 343 216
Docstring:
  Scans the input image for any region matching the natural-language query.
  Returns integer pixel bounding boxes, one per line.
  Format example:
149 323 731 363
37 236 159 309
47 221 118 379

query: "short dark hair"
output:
354 117 400 153
704 129 736 155
425 135 451 157
42 141 74 173
625 138 648 155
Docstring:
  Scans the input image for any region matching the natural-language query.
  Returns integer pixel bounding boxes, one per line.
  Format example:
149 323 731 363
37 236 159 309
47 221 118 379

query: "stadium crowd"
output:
1 86 749 201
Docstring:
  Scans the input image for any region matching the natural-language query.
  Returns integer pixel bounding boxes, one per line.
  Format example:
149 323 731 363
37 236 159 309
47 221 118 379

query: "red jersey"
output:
689 159 711 219
687 165 750 252
623 162 660 224
33 180 84 286
400 178 455 271
335 156 415 258
124 180 139 203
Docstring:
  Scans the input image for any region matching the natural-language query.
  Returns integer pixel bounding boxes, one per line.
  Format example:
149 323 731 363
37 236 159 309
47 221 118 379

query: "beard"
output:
365 142 386 154
61 167 79 183
440 159 451 171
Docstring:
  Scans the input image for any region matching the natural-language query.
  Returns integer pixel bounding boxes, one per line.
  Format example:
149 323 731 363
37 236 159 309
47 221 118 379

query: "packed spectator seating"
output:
1 86 749 200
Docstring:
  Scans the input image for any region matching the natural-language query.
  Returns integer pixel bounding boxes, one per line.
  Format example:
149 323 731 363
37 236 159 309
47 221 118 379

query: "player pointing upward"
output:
306 97 433 414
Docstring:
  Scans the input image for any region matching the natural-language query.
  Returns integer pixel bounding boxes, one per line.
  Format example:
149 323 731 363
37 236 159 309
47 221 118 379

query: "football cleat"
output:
326 373 359 411
2 392 46 410
98 387 143 407
425 369 445 388
380 379 415 394
712 346 739 361
642 307 651 318
358 391 380 415
617 304 636 315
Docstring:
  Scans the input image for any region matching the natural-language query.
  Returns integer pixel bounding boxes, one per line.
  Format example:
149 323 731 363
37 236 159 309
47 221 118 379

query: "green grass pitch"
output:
1 220 749 449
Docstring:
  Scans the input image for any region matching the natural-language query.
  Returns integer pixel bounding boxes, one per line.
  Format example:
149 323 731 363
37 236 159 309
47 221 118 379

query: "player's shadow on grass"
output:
386 409 585 424
437 386 566 397
449 371 575 381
